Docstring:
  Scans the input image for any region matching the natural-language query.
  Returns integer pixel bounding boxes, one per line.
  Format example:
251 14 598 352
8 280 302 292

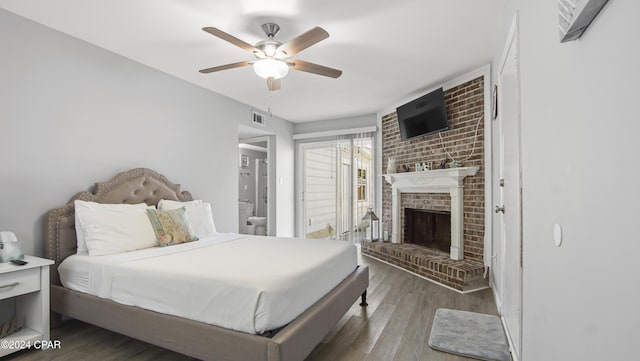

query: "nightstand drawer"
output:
0 267 40 300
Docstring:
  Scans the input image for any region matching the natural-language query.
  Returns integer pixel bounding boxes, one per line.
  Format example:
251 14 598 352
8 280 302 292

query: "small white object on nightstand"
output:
0 255 54 357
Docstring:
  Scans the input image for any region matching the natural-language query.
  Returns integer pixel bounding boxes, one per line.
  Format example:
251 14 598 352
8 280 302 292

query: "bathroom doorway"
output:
239 135 273 236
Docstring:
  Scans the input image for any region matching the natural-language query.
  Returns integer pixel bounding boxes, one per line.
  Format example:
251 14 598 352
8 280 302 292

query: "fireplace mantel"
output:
383 166 479 260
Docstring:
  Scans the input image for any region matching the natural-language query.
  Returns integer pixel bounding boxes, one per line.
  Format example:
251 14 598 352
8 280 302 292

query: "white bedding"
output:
58 233 358 334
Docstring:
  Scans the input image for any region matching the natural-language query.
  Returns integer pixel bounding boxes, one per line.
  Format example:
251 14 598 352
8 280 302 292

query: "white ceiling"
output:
0 0 504 123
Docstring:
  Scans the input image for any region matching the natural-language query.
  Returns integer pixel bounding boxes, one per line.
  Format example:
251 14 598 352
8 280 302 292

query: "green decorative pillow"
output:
146 207 199 246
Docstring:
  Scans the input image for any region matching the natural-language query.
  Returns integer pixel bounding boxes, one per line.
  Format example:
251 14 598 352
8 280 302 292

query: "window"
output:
299 133 375 243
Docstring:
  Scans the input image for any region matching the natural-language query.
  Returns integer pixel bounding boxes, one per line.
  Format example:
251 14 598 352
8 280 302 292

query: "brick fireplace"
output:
383 167 478 260
361 75 486 291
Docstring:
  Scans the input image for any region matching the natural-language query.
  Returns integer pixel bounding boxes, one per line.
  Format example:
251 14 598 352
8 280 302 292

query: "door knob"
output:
495 205 505 213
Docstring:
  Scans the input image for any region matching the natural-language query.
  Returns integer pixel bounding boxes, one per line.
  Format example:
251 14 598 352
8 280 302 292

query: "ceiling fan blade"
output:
199 61 252 74
202 27 262 55
277 27 329 56
288 60 342 78
267 77 281 91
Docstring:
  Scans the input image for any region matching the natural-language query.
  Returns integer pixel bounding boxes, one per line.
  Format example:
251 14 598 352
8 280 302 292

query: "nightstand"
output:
0 256 54 357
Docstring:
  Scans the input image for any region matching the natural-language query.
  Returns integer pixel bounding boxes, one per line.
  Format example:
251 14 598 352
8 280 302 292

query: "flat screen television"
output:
396 87 449 140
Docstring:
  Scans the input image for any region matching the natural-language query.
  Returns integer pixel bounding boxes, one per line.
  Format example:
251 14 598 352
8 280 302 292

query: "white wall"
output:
0 10 295 254
493 1 640 360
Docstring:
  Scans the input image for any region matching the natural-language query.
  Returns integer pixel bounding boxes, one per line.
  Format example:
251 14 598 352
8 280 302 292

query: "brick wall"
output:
382 76 485 262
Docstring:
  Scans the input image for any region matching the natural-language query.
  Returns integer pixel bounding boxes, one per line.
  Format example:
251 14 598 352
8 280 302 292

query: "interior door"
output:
496 17 523 359
491 112 504 306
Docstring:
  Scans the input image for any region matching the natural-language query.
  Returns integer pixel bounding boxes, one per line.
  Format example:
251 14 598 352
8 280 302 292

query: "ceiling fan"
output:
199 23 342 91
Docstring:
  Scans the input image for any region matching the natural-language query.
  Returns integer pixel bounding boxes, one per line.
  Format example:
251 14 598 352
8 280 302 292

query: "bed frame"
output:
44 168 369 361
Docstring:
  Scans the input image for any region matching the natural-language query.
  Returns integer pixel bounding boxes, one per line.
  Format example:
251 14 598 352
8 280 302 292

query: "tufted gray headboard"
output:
44 168 193 285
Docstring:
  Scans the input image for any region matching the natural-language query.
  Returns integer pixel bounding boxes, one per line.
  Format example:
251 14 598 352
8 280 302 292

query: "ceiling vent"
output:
252 111 266 126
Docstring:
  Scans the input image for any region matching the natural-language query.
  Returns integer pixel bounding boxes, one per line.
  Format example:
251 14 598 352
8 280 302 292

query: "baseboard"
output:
490 278 502 313
499 316 520 361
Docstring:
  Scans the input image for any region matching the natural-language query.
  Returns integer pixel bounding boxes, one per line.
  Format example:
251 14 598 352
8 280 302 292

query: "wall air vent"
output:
252 111 266 126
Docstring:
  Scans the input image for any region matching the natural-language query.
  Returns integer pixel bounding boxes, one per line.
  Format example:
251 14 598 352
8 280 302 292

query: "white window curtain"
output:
334 132 376 243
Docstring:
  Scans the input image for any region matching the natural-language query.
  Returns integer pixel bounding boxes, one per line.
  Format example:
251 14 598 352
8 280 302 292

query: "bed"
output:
45 168 369 361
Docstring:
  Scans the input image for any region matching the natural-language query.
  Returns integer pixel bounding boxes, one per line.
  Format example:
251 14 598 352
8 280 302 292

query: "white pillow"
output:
74 200 156 255
158 199 202 207
158 199 217 237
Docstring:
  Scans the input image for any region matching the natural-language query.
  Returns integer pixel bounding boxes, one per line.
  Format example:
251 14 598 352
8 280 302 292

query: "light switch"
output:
553 223 563 247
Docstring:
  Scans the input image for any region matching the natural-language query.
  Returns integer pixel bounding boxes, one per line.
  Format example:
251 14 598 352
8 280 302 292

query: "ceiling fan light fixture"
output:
253 59 289 79
200 23 341 90
264 43 277 57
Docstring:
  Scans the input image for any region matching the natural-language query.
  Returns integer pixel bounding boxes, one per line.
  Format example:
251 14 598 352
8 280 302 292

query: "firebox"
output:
403 208 451 253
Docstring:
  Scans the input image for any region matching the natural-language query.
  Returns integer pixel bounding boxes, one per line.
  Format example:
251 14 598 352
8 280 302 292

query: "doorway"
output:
493 15 523 359
239 136 273 236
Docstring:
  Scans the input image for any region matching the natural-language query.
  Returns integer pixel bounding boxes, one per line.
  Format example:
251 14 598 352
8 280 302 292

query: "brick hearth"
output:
361 241 487 292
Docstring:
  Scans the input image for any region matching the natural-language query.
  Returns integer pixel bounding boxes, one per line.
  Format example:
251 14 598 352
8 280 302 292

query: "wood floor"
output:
5 253 499 361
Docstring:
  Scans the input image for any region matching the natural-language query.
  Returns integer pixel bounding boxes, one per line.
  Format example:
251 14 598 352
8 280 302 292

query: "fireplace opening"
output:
404 208 451 253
